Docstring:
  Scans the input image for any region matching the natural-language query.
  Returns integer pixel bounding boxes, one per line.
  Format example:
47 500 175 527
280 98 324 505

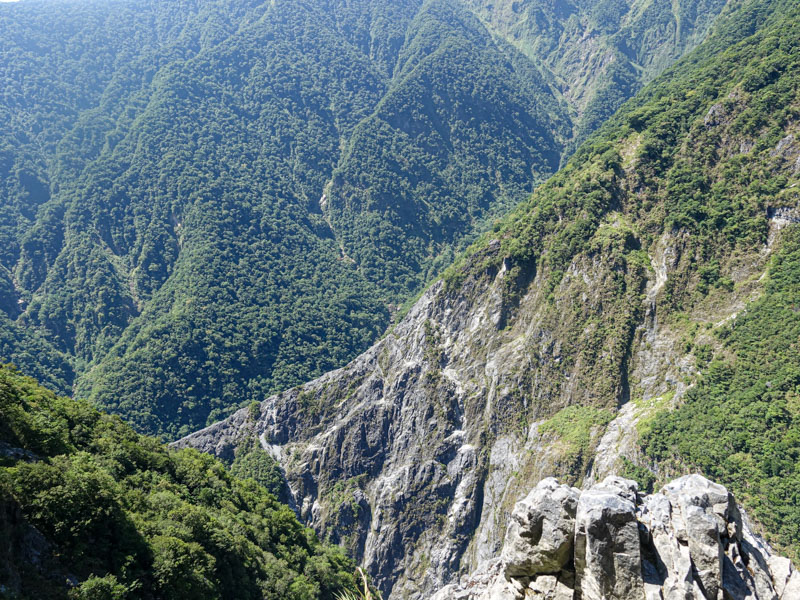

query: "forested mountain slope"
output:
464 0 730 152
0 0 728 438
0 364 365 599
179 0 800 596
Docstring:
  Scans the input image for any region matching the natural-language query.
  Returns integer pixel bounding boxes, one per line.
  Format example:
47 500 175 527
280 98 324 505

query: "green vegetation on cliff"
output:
455 0 798 287
0 365 361 599
643 228 800 559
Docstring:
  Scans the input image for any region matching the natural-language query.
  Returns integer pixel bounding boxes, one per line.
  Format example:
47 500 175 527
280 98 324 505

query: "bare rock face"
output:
575 477 643 600
433 475 798 600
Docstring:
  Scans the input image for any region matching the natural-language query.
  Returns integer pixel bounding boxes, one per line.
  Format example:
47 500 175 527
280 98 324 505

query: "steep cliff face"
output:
433 475 800 600
176 215 784 599
177 0 800 597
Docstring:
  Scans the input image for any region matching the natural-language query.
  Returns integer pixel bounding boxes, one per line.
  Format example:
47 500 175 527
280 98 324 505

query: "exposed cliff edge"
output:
432 475 800 600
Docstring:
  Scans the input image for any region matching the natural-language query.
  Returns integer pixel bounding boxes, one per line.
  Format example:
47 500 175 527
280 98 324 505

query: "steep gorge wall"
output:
177 1 800 597
177 214 783 597
178 189 798 598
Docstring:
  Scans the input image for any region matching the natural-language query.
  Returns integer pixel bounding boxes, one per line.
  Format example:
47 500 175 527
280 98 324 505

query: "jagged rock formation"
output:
432 475 800 600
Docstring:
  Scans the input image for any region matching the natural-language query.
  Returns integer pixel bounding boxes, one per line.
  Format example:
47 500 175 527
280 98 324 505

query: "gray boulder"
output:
502 478 580 577
769 556 800 599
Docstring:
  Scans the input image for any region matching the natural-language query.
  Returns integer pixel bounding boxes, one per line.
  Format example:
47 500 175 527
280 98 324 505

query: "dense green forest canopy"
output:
462 0 729 154
0 0 730 438
0 364 363 599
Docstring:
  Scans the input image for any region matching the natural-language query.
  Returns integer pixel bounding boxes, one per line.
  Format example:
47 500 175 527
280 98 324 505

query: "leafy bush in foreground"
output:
0 364 359 599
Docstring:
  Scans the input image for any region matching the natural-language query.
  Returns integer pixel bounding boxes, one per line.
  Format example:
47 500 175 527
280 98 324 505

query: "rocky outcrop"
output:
432 475 799 600
502 479 579 578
